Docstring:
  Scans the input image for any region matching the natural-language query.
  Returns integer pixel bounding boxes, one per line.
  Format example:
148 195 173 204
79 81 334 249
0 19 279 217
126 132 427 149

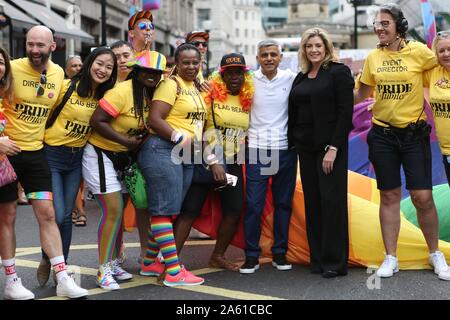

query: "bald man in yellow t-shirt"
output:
0 26 88 299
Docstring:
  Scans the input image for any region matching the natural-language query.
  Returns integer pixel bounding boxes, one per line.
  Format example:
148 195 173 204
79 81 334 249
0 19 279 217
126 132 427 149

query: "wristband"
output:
325 145 338 152
206 154 218 165
171 131 183 144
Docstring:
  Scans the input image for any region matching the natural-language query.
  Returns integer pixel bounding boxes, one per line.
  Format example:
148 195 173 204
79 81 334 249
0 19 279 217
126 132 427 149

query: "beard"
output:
27 50 51 68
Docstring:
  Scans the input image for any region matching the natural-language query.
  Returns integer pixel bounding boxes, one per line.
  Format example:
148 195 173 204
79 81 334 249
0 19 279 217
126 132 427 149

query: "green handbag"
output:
124 162 148 209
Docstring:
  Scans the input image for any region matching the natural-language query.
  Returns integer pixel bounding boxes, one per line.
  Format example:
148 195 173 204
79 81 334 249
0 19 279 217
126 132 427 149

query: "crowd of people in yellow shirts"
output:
0 2 450 300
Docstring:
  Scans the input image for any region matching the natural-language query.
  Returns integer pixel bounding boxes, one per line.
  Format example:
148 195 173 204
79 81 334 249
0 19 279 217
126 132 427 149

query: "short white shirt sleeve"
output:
248 68 296 150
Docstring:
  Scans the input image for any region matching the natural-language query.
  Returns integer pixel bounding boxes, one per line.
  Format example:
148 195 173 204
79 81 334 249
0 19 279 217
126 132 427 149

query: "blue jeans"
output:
244 148 297 258
138 135 194 216
44 145 83 262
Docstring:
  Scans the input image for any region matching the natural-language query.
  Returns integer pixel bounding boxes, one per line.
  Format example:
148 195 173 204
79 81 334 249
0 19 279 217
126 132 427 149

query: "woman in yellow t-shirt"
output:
173 53 253 271
137 43 206 286
425 32 450 186
354 3 450 280
84 50 166 291
0 47 33 300
43 47 117 267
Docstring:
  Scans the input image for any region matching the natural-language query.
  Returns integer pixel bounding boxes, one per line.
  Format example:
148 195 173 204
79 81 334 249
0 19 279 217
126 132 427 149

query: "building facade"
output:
267 0 352 50
0 0 195 68
232 0 264 68
260 0 288 30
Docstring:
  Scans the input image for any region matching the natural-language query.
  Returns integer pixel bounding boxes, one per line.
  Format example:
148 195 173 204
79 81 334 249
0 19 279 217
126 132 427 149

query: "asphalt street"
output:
2 200 450 307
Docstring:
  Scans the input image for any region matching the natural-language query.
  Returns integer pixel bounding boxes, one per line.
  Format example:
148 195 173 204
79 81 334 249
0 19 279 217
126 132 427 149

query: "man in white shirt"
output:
239 40 298 274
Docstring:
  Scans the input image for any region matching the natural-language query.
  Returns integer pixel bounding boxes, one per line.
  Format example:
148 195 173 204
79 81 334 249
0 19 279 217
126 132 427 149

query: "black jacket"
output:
287 62 354 151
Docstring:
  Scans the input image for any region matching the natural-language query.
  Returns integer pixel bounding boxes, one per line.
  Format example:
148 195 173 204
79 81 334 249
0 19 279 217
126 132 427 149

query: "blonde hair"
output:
299 28 338 74
432 31 450 65
0 47 13 101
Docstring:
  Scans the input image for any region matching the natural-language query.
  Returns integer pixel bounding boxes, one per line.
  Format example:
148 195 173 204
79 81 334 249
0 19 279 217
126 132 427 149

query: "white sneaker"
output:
111 259 133 281
56 275 88 298
4 278 35 300
376 254 399 278
429 251 450 281
97 263 120 290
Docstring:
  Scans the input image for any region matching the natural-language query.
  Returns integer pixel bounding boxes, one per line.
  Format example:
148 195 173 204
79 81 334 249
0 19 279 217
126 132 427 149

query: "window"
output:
252 29 255 37
236 28 240 37
244 45 248 54
245 29 248 37
291 5 297 13
235 11 239 20
197 9 210 29
244 12 248 20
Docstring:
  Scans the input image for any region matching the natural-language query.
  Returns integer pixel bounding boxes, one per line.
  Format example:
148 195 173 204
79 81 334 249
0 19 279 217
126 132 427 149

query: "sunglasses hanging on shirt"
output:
36 70 47 97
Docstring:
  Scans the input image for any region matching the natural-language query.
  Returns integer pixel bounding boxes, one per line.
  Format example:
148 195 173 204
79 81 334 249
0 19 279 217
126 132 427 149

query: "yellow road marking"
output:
12 241 284 301
15 240 216 257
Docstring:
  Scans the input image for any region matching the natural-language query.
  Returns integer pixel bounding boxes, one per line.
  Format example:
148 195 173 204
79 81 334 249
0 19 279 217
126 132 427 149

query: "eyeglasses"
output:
137 22 155 30
373 20 391 29
437 31 450 39
189 41 208 48
36 70 47 97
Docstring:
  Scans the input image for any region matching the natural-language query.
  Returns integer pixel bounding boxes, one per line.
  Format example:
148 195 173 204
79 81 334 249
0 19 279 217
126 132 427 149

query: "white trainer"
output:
111 259 133 281
429 251 450 281
56 275 88 298
4 278 35 300
376 254 399 278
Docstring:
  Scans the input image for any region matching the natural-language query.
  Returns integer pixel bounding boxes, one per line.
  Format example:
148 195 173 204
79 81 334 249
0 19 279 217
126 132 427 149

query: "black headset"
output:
379 3 408 37
373 4 408 40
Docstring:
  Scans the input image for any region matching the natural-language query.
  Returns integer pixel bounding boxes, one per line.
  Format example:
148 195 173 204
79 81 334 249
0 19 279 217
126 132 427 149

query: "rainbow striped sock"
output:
143 227 159 266
151 216 181 276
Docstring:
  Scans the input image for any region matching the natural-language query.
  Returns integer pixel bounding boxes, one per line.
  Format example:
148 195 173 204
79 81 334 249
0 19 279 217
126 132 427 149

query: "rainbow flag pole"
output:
420 0 437 48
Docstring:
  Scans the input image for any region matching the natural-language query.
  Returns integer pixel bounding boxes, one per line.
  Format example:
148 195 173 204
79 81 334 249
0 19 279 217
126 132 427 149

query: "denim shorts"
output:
138 135 194 216
367 124 432 190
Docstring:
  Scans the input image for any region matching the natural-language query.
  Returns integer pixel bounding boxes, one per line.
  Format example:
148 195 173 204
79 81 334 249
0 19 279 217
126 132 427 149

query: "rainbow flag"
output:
420 0 437 48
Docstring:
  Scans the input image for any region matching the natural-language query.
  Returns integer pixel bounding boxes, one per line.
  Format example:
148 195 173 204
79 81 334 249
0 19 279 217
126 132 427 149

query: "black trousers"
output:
297 144 349 274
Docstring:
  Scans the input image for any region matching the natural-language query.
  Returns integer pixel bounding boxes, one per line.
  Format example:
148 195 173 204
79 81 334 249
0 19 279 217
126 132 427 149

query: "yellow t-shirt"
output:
3 58 64 150
205 95 249 159
89 80 148 152
360 41 437 128
424 65 450 155
44 80 98 147
152 75 207 139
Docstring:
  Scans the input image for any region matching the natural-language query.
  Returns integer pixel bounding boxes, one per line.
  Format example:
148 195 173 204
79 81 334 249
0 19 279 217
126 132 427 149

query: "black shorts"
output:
0 149 52 203
180 163 244 218
443 154 450 187
367 124 432 190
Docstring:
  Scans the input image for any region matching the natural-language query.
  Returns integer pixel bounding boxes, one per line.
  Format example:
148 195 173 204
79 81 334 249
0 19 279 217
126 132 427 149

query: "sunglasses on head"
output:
36 70 47 97
137 22 155 30
437 31 450 39
189 41 208 48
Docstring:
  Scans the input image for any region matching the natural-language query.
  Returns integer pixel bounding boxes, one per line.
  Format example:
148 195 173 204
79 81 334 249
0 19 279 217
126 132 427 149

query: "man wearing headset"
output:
354 3 450 280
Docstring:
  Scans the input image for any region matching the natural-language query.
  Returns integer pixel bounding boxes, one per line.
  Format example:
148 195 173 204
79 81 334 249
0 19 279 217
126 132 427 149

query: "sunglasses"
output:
437 31 450 38
373 20 391 29
137 22 155 30
36 70 47 97
189 41 208 48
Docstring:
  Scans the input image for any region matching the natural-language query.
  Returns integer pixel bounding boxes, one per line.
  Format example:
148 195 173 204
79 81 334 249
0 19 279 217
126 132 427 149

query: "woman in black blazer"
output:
287 28 354 278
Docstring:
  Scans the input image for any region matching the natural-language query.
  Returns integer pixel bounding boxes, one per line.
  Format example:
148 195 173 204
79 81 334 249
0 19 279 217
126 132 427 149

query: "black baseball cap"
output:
220 53 246 69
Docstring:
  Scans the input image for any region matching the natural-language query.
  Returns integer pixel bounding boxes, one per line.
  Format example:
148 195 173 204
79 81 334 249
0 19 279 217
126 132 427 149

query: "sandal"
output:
71 210 78 224
75 213 87 227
